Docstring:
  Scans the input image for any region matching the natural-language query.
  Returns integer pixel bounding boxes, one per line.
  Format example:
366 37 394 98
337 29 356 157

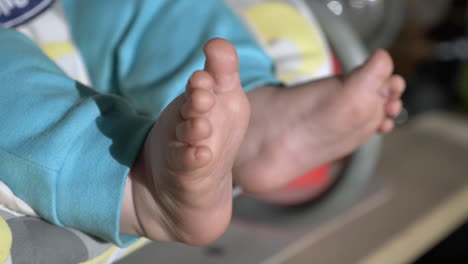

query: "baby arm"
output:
0 27 153 247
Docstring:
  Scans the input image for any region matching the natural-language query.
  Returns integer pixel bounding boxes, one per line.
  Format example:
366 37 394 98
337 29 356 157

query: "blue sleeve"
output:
0 28 153 246
62 0 280 116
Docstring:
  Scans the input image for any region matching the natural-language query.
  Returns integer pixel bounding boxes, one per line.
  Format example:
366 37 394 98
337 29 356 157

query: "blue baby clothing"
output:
0 0 277 246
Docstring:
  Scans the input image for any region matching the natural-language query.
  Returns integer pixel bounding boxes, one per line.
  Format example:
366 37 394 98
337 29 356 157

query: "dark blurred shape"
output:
392 0 468 120
414 221 468 264
203 245 226 257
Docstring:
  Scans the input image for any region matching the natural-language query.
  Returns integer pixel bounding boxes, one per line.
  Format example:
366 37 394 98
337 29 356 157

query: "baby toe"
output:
378 118 395 134
386 100 403 118
181 89 215 119
176 118 212 144
389 75 406 100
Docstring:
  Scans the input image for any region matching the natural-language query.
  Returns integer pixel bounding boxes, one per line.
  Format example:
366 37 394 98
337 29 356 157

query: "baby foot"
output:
127 39 250 245
234 50 405 193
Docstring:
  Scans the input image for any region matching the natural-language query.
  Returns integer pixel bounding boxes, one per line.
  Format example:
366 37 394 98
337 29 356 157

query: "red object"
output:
332 54 342 75
255 163 333 205
283 164 331 191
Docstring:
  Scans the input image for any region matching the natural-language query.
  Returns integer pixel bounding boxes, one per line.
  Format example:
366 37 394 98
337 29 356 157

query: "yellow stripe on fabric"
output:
119 239 150 259
40 42 76 60
0 216 12 264
245 2 327 83
80 247 118 264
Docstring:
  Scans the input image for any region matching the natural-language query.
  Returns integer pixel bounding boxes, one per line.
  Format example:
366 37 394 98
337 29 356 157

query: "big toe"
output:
203 38 240 92
362 49 394 80
346 49 394 98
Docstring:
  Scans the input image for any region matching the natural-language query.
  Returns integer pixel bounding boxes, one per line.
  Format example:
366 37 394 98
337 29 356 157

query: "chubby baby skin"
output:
120 38 405 245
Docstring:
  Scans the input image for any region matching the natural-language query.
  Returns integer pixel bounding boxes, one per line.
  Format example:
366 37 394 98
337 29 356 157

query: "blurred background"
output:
330 0 468 262
391 0 468 122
